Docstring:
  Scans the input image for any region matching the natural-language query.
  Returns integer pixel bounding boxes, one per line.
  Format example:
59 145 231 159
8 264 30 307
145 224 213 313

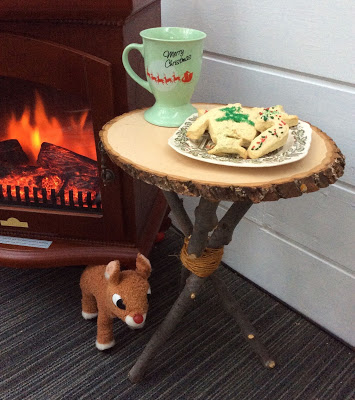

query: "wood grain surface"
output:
100 104 345 203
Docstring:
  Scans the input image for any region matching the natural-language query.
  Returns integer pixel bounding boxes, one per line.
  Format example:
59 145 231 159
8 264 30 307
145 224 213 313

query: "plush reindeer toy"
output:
80 253 152 350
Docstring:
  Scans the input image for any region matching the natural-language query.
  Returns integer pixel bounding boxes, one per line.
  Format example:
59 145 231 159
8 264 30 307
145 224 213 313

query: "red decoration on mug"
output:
181 71 193 82
146 69 193 84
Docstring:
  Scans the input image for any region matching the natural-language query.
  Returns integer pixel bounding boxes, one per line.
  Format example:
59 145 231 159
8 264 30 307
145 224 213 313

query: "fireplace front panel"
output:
0 33 128 244
0 2 167 268
0 76 101 213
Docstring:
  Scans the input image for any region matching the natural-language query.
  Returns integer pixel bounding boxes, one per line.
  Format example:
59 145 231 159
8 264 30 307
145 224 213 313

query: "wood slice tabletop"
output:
100 104 345 203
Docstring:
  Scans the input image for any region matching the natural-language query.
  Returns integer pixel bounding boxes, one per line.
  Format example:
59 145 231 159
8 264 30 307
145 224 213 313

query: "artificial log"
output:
37 142 97 176
3 165 58 188
37 142 100 194
0 165 9 178
2 164 99 195
0 139 29 167
64 174 100 193
2 168 99 201
1 141 100 205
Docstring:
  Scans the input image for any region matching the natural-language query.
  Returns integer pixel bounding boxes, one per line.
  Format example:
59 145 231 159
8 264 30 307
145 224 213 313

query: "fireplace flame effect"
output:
5 92 96 164
1 92 99 209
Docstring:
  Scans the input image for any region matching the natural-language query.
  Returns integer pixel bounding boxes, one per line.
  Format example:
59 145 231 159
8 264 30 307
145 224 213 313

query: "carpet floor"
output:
0 227 354 400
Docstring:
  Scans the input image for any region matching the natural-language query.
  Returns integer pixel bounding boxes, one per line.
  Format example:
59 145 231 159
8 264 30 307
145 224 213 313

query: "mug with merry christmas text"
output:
122 27 206 127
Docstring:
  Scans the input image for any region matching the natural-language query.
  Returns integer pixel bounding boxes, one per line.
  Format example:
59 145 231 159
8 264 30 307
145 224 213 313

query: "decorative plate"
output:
168 114 312 168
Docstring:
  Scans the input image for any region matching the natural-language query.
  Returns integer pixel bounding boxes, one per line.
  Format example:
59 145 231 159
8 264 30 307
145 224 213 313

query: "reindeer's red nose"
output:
133 314 144 324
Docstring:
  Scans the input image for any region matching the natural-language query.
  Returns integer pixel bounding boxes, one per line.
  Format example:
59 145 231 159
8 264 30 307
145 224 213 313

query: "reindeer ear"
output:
104 260 121 281
135 253 151 279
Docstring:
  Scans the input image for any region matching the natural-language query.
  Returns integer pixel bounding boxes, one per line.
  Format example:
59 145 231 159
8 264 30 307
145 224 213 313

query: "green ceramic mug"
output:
122 27 206 127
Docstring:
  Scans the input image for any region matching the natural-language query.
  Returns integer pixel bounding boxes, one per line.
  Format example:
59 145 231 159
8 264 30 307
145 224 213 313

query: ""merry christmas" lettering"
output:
163 50 184 59
163 49 192 68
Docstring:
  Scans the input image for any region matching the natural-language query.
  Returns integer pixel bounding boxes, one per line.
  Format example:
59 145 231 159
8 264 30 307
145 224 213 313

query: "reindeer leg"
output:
81 291 98 319
96 312 115 351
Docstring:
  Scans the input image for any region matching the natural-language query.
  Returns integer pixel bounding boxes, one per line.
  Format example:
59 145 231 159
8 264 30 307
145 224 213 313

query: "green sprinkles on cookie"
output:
259 107 282 122
216 106 255 126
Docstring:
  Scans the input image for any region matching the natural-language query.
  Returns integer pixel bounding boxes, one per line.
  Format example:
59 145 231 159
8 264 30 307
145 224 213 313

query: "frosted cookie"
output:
247 121 289 159
187 104 258 157
255 105 298 132
197 108 208 117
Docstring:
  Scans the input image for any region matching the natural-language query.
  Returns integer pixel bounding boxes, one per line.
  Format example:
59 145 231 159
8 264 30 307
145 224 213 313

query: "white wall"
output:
162 0 355 346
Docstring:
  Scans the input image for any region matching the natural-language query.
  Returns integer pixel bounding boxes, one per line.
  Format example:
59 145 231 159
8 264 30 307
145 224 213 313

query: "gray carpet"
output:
0 227 354 400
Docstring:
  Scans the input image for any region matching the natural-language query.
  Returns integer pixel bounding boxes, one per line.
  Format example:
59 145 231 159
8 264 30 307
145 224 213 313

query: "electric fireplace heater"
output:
0 1 167 268
1 78 101 212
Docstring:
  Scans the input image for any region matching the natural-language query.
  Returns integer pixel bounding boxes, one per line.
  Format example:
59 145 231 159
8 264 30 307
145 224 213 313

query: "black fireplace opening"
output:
0 76 101 212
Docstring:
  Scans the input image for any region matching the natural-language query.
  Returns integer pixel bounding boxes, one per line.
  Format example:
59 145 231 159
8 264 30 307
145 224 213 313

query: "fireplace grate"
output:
0 184 101 212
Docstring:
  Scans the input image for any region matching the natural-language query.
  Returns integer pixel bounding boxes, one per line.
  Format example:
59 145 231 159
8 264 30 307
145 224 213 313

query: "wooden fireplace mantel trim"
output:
0 188 168 269
0 0 157 23
0 241 138 269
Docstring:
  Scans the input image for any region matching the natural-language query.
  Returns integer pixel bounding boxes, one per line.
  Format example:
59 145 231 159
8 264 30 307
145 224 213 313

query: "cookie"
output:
187 104 258 158
247 121 289 159
187 103 299 159
255 105 298 132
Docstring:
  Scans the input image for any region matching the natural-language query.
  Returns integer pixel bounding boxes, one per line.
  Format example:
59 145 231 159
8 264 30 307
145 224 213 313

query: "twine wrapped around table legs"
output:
180 237 224 277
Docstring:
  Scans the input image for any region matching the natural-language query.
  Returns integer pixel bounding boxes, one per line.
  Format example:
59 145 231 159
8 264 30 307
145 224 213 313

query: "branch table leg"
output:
188 197 219 257
163 191 193 237
208 201 275 368
129 274 205 383
129 197 274 382
162 191 193 290
129 195 218 383
179 267 191 291
208 200 252 248
210 273 275 368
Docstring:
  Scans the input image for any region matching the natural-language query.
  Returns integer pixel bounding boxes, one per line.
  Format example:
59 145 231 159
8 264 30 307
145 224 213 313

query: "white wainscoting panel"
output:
244 185 355 272
162 0 355 346
162 0 355 83
221 216 355 346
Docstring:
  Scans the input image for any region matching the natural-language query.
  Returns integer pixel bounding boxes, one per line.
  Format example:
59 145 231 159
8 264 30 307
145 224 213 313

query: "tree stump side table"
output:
100 104 345 383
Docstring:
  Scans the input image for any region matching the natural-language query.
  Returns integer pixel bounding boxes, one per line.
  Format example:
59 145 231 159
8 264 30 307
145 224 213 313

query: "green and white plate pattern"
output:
168 114 312 168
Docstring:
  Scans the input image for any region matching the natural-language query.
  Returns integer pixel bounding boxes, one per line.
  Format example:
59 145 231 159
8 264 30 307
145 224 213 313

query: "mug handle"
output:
122 43 152 93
